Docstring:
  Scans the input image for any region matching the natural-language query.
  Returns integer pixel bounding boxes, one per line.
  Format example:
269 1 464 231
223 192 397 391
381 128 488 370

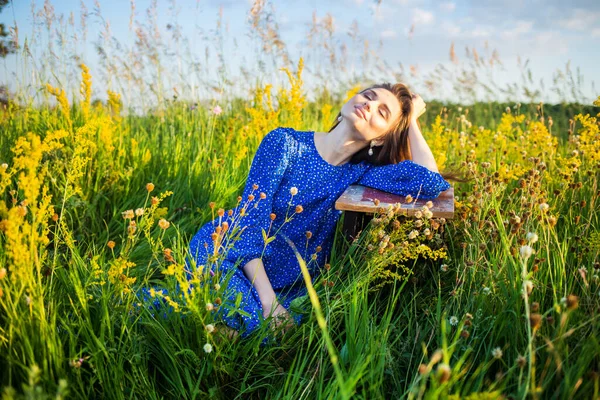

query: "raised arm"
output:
408 94 439 173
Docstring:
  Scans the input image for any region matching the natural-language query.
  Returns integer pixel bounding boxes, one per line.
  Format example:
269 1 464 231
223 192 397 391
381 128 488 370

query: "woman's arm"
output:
242 257 278 313
407 119 440 173
407 94 439 173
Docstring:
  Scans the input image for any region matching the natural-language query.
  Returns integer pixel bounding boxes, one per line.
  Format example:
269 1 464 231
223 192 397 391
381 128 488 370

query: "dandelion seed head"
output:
520 245 534 260
290 187 298 196
203 343 213 353
526 232 538 244
449 316 458 326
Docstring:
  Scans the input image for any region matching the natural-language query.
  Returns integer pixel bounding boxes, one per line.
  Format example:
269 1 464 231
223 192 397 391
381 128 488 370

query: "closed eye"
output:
364 93 386 118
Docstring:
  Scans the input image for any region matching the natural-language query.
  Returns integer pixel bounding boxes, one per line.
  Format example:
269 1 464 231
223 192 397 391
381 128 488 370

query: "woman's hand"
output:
411 93 426 121
263 301 294 335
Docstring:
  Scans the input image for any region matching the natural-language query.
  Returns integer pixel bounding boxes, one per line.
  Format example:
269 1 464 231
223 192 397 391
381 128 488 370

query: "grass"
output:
0 62 599 399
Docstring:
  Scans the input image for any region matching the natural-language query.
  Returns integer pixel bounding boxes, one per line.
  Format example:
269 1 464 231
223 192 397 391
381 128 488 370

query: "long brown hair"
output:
328 82 468 183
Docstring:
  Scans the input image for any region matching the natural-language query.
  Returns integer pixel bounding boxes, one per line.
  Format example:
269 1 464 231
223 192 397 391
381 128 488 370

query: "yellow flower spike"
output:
79 64 92 120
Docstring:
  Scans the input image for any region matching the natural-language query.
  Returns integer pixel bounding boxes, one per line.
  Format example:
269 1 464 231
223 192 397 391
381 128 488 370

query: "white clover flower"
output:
492 347 503 359
408 230 419 240
205 324 215 334
423 210 433 219
539 203 549 212
520 245 535 261
1 163 7 170
414 210 422 219
423 228 431 236
135 208 145 217
425 201 434 209
206 302 214 311
526 232 538 244
449 316 459 326
290 187 298 196
440 264 448 272
203 343 213 353
483 287 491 295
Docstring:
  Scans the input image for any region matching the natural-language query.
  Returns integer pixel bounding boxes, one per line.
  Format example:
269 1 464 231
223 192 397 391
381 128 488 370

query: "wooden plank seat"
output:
335 185 455 242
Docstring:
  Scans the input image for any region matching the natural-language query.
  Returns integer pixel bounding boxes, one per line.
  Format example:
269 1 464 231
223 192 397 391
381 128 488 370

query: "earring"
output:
337 115 342 122
368 141 374 156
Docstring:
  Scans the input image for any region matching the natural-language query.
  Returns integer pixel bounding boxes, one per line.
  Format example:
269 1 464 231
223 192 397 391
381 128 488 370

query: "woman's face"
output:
341 87 402 144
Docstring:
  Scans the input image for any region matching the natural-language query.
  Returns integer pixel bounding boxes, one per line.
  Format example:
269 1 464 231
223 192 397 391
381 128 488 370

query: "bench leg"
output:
341 211 374 243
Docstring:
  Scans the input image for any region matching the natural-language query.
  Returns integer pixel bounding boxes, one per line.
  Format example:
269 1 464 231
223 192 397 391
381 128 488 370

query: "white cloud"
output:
558 9 600 31
469 25 495 38
380 29 397 38
412 8 435 25
501 20 533 39
593 28 600 38
534 31 568 55
441 21 461 36
439 2 456 12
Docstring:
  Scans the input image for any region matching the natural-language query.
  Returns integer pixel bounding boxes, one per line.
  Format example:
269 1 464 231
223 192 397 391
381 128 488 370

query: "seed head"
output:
158 219 170 230
122 209 134 219
290 187 298 195
436 363 451 383
492 347 503 359
203 343 213 353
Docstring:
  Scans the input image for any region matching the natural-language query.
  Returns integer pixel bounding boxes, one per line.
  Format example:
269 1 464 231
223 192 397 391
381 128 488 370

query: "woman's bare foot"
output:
215 324 239 342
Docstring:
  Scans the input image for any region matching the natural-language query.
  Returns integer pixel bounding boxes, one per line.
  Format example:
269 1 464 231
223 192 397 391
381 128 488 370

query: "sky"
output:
1 0 599 105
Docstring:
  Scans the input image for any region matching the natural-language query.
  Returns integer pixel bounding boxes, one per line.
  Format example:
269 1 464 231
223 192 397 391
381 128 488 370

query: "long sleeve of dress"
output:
356 160 451 200
226 128 291 268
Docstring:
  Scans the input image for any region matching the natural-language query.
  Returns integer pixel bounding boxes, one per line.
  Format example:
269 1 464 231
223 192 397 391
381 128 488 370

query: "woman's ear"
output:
373 139 384 147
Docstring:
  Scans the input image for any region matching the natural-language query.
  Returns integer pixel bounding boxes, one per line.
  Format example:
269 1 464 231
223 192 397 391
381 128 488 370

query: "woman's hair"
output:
327 82 468 183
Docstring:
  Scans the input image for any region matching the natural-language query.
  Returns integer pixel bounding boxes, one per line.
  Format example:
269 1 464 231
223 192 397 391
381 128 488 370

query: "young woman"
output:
142 82 454 341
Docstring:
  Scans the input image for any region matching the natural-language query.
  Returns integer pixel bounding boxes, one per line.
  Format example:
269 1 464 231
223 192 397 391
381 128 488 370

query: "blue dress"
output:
138 127 451 338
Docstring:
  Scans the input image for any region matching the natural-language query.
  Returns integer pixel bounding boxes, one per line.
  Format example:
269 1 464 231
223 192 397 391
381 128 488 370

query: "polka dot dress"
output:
139 127 451 339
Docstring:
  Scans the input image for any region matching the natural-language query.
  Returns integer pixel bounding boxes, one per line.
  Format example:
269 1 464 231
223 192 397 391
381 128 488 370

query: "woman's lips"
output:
354 107 366 120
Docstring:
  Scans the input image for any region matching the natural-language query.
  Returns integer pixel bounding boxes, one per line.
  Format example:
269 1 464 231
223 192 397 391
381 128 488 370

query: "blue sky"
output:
1 0 599 104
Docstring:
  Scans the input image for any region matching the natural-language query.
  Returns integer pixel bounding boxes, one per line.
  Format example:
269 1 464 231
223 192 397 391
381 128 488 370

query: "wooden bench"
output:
335 185 455 242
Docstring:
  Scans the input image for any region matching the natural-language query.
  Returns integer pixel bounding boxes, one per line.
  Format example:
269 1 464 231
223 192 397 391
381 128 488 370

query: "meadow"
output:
1 1 600 399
